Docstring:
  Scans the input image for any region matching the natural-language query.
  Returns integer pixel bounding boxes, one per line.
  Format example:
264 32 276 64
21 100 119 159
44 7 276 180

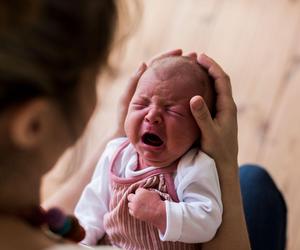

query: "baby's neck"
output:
137 154 178 170
137 155 149 170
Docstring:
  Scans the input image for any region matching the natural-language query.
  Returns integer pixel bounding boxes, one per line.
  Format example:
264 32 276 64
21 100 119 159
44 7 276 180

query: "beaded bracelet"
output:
24 206 85 242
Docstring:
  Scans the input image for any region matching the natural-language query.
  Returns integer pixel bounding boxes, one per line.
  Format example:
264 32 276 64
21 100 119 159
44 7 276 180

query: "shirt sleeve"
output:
74 137 127 246
159 149 223 243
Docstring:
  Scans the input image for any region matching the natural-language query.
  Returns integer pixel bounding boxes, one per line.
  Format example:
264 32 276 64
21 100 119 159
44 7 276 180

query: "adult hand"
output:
115 62 147 136
127 188 166 232
115 49 183 137
147 48 182 66
191 54 251 250
190 53 238 168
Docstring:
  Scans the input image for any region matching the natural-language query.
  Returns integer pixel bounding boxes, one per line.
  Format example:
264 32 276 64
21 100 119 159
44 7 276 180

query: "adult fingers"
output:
116 62 147 137
197 53 232 97
184 52 197 60
147 49 182 66
124 62 147 103
197 53 236 118
190 95 215 138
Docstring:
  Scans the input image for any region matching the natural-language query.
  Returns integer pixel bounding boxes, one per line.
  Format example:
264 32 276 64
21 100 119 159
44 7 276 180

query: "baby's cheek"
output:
125 113 142 142
178 122 200 145
124 115 131 137
187 117 201 136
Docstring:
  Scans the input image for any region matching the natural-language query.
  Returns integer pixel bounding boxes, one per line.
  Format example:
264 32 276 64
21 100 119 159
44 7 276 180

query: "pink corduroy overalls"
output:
100 140 199 250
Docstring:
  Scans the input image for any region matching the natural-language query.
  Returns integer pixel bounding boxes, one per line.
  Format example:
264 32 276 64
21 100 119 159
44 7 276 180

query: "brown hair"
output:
0 0 117 112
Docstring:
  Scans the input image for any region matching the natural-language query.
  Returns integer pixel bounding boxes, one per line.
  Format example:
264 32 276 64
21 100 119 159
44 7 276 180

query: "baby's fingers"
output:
127 193 135 202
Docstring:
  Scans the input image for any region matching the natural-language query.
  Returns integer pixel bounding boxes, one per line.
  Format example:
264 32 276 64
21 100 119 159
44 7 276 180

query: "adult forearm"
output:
202 162 251 250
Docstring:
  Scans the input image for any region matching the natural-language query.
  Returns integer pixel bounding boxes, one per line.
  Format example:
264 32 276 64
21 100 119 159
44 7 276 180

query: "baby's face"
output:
125 58 208 167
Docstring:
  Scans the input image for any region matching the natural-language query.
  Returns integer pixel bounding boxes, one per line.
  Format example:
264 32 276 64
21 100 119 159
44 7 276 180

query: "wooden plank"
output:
42 2 300 249
259 67 300 250
120 0 222 71
206 0 300 164
258 26 300 250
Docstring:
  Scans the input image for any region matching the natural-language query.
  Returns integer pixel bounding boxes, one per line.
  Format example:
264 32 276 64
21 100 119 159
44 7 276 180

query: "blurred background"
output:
42 1 300 249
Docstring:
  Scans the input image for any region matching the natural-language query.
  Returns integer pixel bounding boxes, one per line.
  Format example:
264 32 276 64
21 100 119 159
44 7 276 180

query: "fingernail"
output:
191 96 203 111
198 53 205 61
136 62 146 75
195 101 203 111
188 52 197 59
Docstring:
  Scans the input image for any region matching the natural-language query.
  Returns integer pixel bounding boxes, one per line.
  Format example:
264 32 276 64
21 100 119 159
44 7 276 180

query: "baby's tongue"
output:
142 133 163 146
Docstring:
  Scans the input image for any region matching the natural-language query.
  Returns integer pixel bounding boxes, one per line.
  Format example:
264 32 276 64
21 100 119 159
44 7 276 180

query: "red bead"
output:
65 216 86 242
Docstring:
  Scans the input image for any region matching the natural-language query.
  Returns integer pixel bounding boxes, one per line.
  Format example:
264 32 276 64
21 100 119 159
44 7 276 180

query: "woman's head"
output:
0 1 118 192
0 0 117 116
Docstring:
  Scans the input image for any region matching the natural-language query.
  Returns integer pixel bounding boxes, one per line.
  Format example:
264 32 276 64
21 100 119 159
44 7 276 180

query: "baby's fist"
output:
127 188 166 232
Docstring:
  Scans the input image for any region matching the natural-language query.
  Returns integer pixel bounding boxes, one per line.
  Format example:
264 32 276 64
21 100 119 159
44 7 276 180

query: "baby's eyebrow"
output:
164 102 176 107
132 95 149 103
136 95 149 101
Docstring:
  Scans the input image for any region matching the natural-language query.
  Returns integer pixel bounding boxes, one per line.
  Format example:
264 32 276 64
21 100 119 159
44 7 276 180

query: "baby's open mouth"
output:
142 132 163 147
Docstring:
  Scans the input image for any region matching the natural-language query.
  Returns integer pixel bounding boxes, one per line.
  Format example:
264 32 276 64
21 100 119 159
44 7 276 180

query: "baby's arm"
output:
75 138 126 245
75 175 109 245
161 150 223 243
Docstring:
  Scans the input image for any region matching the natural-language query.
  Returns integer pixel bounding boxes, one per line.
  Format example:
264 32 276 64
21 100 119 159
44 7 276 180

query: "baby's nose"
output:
144 109 162 124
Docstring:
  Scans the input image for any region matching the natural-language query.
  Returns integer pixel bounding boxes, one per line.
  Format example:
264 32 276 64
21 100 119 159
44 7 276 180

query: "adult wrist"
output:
215 157 238 172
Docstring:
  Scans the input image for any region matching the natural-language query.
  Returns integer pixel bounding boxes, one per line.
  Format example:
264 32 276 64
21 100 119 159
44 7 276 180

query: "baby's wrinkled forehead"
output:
150 56 207 84
135 56 215 114
136 56 211 96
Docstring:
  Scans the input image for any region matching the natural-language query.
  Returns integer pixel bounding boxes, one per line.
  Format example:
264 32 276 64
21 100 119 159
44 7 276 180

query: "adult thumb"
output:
190 96 214 136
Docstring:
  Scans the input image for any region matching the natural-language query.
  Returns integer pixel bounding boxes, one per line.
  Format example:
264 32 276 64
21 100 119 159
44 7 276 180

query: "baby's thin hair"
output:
150 56 216 118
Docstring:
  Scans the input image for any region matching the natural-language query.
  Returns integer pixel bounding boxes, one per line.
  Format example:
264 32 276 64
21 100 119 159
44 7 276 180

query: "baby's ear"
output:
9 99 55 149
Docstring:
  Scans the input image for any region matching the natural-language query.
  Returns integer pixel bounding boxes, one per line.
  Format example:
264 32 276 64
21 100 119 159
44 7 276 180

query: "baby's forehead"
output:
135 56 215 115
149 56 209 87
134 58 207 101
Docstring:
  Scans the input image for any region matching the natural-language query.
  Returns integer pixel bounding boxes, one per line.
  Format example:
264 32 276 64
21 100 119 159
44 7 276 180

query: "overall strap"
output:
109 139 130 175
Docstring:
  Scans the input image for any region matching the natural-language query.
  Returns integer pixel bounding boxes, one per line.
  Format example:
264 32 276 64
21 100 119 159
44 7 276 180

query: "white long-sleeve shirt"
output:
75 137 222 245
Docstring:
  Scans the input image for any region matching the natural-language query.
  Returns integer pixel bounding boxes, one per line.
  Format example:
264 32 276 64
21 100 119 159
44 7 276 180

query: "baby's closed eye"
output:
131 102 148 110
166 107 185 117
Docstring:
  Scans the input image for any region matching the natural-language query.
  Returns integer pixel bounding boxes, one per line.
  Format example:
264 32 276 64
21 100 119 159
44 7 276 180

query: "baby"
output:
75 56 222 249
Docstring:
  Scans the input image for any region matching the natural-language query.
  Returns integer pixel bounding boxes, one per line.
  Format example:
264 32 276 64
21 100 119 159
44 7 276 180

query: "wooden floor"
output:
42 1 300 249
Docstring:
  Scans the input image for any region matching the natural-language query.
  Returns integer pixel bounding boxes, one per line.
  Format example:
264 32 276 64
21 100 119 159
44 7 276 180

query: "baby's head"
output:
125 56 215 167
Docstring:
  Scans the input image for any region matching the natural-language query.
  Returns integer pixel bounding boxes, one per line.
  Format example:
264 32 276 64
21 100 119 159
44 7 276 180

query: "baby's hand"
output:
127 188 166 233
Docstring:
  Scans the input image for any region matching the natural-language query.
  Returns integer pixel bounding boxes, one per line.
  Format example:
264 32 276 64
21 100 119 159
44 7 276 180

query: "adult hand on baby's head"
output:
147 48 183 66
115 62 147 136
190 53 238 168
127 188 166 233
